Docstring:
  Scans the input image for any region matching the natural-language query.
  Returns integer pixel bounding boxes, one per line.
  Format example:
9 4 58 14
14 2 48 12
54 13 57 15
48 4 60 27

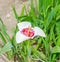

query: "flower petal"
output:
33 27 46 37
16 31 30 43
17 22 31 31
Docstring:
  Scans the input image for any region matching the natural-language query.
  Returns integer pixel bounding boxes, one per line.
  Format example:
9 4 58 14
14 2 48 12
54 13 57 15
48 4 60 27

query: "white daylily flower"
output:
16 22 46 43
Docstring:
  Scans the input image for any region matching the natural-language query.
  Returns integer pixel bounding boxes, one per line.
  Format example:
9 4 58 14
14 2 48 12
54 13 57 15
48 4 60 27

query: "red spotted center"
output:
21 28 34 37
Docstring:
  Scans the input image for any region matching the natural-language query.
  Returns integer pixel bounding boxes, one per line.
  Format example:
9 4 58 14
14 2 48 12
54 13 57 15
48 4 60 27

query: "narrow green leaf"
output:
46 4 60 28
20 5 26 16
0 18 10 41
32 48 46 60
51 46 60 53
56 21 60 46
37 0 43 13
0 32 6 44
30 0 34 10
43 0 52 17
0 42 13 54
11 4 18 21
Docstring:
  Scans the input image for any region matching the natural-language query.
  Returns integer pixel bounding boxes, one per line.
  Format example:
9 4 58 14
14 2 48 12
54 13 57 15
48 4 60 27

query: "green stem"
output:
27 40 32 62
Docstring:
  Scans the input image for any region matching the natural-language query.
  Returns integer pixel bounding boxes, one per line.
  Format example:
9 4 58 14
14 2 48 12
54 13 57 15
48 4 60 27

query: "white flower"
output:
16 22 46 43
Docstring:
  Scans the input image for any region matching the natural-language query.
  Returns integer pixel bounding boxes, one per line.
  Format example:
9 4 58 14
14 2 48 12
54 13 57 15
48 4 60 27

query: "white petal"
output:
16 31 30 43
17 22 31 31
33 27 46 37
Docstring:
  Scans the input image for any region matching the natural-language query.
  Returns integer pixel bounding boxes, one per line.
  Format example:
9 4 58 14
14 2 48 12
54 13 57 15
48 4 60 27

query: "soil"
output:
0 0 28 62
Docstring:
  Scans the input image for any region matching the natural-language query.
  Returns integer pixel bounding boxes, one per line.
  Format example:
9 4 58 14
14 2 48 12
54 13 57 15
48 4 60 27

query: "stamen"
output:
21 28 34 37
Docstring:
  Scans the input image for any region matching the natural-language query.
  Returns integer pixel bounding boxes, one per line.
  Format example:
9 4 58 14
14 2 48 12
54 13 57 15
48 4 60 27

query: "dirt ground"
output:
0 0 28 62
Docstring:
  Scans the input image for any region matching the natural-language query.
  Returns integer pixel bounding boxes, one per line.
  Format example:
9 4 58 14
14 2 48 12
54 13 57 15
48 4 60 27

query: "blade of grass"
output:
0 18 10 41
11 4 19 21
20 5 26 16
0 42 13 54
46 4 60 28
0 32 6 44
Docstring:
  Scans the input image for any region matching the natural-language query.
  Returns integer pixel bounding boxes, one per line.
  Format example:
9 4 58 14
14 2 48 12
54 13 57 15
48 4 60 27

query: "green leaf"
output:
56 21 60 46
46 4 60 28
37 0 43 13
43 0 52 17
11 4 18 21
51 46 60 53
0 18 10 41
0 42 13 54
30 0 34 10
0 32 6 44
32 48 46 60
20 5 26 16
